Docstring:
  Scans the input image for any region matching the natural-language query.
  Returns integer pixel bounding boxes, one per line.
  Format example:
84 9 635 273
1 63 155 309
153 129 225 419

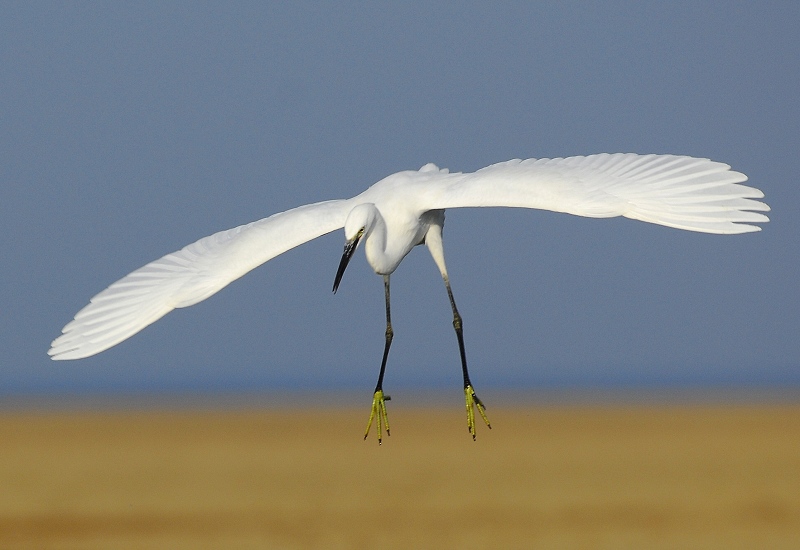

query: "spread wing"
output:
425 154 769 234
50 154 770 361
49 199 353 360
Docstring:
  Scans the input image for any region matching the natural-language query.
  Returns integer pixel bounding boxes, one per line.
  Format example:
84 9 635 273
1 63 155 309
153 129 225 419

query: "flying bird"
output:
49 154 770 442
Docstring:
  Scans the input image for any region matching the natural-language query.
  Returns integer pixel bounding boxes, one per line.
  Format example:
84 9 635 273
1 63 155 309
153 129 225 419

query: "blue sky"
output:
2 2 798 397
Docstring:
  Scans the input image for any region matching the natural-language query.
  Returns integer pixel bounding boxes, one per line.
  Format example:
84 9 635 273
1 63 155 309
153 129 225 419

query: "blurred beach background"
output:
3 2 799 548
2 396 799 548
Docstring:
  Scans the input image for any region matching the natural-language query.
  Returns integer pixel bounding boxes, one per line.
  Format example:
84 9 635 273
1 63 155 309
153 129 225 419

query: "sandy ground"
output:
1 402 798 549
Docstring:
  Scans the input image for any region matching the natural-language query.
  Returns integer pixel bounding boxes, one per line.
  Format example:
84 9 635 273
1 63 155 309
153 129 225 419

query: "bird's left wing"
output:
423 154 769 234
49 199 353 360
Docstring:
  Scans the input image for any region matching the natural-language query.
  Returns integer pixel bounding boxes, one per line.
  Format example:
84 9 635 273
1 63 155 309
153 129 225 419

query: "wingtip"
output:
47 345 77 361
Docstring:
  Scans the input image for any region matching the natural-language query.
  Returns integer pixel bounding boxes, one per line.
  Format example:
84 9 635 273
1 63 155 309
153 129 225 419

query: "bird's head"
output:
333 203 378 293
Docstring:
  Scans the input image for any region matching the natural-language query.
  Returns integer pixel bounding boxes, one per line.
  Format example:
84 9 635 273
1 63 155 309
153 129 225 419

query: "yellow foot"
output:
465 385 491 440
364 390 391 444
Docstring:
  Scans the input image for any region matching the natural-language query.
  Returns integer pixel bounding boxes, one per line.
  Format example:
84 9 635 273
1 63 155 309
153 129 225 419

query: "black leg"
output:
443 275 491 440
375 275 393 394
365 275 392 443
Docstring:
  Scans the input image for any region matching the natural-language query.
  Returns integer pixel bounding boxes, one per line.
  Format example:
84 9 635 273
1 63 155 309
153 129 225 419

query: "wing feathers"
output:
49 199 351 360
431 154 769 233
50 153 769 360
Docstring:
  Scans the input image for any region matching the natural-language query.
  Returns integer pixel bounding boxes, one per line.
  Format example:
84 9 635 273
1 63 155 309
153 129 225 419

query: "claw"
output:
465 385 491 440
364 390 391 444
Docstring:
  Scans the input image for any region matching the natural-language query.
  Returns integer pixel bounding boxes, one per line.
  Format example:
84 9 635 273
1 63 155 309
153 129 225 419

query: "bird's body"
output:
49 153 769 441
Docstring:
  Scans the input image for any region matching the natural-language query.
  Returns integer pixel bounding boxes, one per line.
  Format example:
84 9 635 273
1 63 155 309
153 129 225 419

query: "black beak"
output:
332 234 361 293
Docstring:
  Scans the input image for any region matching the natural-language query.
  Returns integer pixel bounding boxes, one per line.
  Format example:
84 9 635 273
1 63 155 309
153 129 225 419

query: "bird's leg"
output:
443 275 491 440
365 274 392 443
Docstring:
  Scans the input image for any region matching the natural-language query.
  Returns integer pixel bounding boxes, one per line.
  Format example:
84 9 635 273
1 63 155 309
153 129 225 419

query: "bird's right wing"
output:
49 199 353 360
426 154 769 234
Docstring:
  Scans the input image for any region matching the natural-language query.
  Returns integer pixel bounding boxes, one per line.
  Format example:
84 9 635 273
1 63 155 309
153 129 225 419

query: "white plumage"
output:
50 154 769 361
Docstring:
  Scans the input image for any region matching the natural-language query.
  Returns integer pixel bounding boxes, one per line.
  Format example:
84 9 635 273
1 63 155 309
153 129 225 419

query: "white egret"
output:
49 154 769 442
